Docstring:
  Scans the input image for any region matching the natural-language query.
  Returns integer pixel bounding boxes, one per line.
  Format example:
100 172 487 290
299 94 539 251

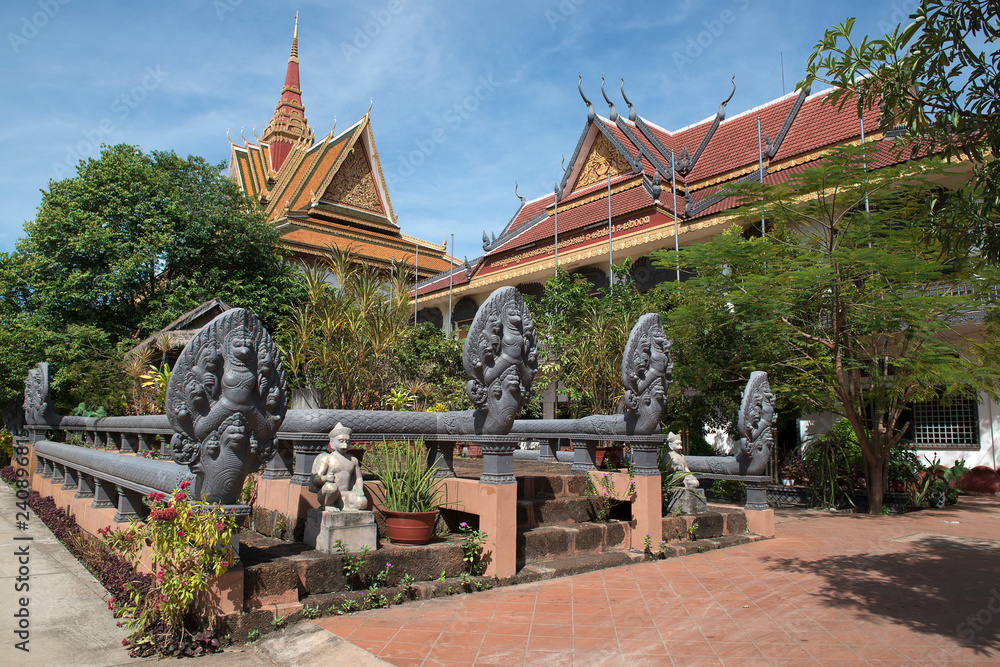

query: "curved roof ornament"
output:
514 181 525 205
251 125 260 143
554 181 561 203
620 77 637 122
366 97 373 117
482 231 491 251
226 128 234 146
240 127 249 144
717 75 736 121
601 76 617 122
578 75 596 123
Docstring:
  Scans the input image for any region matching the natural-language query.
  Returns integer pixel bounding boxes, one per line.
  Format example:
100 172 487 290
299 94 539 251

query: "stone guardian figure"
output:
310 423 367 511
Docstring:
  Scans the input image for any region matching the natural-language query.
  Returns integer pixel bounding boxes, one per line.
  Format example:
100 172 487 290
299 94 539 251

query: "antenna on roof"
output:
621 77 637 122
578 75 595 123
780 52 785 96
601 76 617 122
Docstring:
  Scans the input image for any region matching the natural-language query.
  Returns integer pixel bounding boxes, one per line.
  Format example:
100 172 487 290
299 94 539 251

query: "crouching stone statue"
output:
310 423 367 511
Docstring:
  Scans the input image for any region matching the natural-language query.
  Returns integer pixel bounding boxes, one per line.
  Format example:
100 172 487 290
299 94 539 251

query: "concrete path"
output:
3 478 1000 665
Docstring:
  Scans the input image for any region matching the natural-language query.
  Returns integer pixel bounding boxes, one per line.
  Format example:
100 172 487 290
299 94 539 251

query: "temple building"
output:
228 15 454 278
414 76 887 328
413 76 999 470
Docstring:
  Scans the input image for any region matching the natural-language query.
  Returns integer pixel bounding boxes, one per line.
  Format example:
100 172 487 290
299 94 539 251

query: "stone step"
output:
518 520 630 564
517 495 603 528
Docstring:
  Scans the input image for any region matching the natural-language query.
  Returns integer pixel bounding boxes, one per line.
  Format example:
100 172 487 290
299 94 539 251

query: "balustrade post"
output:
115 486 145 523
426 440 455 478
261 439 293 480
51 462 65 484
137 433 153 454
92 478 117 509
290 435 327 486
76 473 96 499
119 433 138 454
630 438 664 549
41 457 53 478
571 439 598 473
92 431 104 449
477 437 518 578
62 466 79 490
538 437 557 461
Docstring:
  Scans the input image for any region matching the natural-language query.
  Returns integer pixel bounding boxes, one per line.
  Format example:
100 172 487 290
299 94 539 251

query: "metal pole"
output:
860 114 870 213
448 233 454 335
413 244 419 324
553 183 559 277
671 149 679 282
757 117 765 240
607 170 613 286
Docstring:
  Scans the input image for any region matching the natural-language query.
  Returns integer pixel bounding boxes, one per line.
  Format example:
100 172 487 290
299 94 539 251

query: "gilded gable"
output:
572 132 632 192
322 145 385 215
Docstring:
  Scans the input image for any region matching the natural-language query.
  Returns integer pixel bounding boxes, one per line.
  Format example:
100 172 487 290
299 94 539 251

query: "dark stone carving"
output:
510 312 671 436
687 371 775 476
166 308 287 504
23 363 58 427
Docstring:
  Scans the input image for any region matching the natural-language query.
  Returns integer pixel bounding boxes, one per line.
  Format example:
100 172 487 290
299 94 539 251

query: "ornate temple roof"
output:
417 78 893 298
228 15 455 278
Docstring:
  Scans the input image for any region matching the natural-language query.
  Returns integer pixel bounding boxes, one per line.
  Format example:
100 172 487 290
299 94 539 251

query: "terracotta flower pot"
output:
383 510 438 545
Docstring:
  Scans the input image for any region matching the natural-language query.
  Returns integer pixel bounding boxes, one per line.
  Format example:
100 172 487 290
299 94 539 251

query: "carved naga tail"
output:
22 362 60 428
509 312 672 436
282 286 539 436
166 308 287 504
686 371 775 476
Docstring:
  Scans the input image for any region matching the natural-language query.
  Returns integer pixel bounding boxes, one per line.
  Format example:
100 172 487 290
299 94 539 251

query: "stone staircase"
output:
513 473 762 583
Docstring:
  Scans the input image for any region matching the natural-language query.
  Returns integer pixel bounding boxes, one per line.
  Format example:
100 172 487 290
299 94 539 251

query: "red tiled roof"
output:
493 183 653 254
775 94 881 162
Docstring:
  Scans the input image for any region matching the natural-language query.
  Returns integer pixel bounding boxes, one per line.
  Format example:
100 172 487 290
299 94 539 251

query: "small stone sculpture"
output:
310 423 366 511
666 433 699 490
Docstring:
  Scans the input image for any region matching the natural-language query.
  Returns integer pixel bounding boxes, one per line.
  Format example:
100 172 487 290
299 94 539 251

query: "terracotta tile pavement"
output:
313 497 1000 665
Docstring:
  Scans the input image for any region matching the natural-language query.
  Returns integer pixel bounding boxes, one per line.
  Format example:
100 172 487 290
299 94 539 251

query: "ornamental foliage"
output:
656 144 1000 514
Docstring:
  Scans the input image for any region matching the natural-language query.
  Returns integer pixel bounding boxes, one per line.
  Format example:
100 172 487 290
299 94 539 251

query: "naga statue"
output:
282 286 538 436
685 371 775 476
166 308 287 504
23 362 60 428
508 312 672 436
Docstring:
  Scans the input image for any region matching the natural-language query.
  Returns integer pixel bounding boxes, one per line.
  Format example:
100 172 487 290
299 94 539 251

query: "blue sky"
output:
0 0 920 263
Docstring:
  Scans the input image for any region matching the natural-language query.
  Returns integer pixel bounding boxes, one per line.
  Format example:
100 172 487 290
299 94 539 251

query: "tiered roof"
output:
417 78 887 297
229 15 454 277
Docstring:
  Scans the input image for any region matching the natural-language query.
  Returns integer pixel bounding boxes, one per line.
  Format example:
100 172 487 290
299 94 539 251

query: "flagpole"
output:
553 183 560 277
413 244 419 324
671 149 679 282
607 170 613 286
448 233 454 335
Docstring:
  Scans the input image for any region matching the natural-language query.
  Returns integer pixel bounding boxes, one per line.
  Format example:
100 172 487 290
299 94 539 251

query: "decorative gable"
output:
321 143 385 215
572 132 632 192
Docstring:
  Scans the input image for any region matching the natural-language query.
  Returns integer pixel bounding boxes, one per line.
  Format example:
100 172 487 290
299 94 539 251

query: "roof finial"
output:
226 128 234 146
366 97 373 117
240 127 248 144
514 181 525 205
251 125 259 143
578 75 595 123
561 154 567 172
290 11 299 62
483 231 491 250
601 76 617 122
621 77 637 122
717 75 736 120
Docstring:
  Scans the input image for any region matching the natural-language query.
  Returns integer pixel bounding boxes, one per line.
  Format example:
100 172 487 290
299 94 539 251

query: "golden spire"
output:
290 10 299 62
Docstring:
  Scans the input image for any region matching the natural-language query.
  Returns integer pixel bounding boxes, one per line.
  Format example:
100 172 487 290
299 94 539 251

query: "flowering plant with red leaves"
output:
101 485 236 654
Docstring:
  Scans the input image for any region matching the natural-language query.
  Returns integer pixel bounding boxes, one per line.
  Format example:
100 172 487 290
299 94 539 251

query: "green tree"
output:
801 1 1000 262
533 263 651 418
658 145 1000 514
1 144 302 412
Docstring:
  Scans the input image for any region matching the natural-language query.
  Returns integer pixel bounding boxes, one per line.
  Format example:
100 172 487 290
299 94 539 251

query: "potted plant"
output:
363 440 445 545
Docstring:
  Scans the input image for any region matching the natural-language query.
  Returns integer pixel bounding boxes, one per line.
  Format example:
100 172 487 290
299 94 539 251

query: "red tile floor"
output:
314 497 1000 665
